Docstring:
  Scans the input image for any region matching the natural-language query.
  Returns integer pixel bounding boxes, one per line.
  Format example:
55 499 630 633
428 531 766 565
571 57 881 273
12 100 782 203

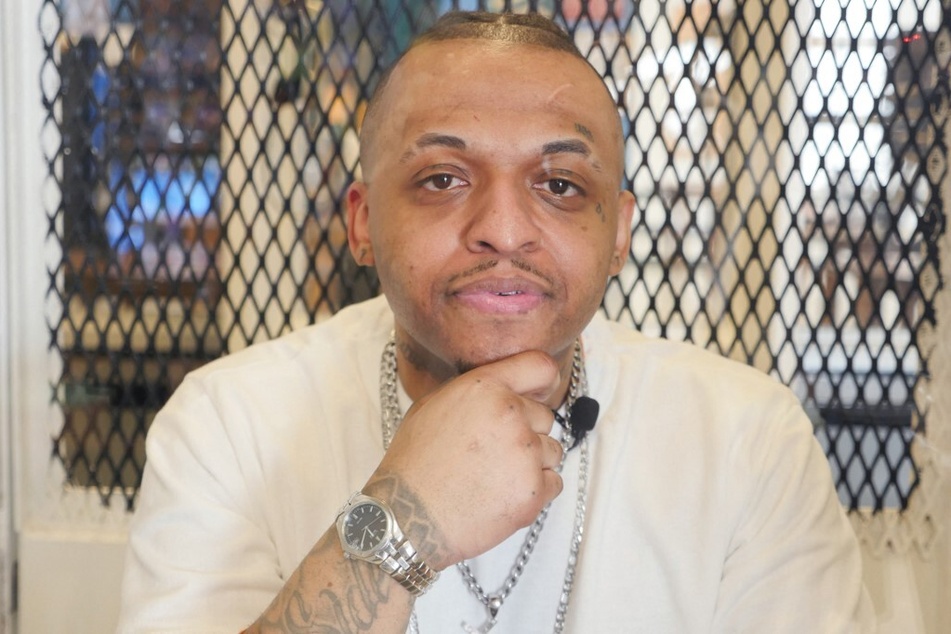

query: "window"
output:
43 0 945 511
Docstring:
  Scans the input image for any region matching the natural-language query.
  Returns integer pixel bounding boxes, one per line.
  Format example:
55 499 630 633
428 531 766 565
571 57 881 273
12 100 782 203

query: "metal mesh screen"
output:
41 0 946 511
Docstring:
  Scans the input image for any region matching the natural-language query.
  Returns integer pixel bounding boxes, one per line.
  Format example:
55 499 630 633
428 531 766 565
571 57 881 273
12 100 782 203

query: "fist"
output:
366 350 566 569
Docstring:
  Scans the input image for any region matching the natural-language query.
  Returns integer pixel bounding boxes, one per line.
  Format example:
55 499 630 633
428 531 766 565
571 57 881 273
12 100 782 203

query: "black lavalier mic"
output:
554 396 600 449
568 396 599 447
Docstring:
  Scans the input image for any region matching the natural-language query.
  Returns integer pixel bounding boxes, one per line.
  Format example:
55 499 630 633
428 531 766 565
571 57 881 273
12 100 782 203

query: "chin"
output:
449 338 556 374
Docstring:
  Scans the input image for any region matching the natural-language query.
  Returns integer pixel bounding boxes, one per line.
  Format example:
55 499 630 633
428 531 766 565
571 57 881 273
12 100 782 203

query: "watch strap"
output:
378 537 440 596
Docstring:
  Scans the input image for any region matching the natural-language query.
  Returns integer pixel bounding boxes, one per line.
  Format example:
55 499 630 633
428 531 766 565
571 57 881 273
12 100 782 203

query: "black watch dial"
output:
343 502 389 552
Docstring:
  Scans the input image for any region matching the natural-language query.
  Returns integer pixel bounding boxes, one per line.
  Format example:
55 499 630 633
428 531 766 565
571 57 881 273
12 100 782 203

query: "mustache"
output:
446 258 555 287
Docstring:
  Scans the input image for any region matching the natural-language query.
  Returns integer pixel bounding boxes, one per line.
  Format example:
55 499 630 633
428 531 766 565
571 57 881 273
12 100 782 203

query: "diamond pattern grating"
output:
40 0 947 511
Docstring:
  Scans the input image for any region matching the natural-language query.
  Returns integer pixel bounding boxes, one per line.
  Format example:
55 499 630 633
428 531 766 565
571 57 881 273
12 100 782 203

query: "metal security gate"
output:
40 0 947 514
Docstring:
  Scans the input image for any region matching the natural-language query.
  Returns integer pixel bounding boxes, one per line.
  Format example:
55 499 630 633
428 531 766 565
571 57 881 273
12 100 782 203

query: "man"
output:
119 11 876 633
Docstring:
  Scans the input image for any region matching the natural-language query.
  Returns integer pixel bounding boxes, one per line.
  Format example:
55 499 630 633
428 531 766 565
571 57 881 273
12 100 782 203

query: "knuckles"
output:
379 349 567 564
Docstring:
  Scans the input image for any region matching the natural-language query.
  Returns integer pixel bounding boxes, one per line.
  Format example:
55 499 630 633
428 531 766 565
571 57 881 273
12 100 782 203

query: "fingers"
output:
464 350 562 437
540 467 565 501
539 433 564 471
373 349 569 566
508 434 564 526
468 349 561 404
535 435 565 507
523 399 556 436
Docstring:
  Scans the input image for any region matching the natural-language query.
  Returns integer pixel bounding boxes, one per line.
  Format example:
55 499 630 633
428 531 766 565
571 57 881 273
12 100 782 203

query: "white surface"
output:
19 529 126 634
0 0 16 627
2 0 131 633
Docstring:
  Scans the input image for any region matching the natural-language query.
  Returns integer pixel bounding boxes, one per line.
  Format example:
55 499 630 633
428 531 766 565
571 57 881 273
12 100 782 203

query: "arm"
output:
244 474 427 633
120 352 565 633
248 350 566 631
712 398 876 632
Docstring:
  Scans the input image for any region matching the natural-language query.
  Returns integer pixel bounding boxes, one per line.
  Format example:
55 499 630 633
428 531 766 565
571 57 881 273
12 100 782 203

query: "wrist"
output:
336 491 439 596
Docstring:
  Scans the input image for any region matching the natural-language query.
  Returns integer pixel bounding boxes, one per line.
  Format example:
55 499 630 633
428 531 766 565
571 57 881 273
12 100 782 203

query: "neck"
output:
394 333 577 410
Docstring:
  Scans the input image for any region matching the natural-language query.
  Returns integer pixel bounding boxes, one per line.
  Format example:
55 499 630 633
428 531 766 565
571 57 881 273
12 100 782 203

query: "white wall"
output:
1 0 126 632
0 0 18 628
19 532 125 633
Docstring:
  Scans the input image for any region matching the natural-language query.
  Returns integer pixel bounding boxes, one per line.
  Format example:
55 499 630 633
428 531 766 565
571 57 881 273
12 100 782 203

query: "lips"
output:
450 276 549 314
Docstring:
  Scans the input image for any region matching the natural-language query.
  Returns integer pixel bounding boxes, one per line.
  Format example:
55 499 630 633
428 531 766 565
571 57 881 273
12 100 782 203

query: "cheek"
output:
553 225 615 278
373 233 441 307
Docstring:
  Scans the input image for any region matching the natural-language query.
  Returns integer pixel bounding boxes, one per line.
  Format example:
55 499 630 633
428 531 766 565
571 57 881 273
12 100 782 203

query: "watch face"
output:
343 502 389 553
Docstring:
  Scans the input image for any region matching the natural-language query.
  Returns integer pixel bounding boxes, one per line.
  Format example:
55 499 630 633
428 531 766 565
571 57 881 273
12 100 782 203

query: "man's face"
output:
348 39 634 382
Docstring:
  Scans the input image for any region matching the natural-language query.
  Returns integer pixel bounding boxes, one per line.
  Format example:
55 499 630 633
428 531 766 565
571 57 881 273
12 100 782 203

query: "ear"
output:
609 190 635 276
346 181 375 266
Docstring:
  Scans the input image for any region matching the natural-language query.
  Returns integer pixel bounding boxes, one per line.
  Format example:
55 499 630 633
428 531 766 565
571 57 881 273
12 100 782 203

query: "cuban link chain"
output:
380 336 591 633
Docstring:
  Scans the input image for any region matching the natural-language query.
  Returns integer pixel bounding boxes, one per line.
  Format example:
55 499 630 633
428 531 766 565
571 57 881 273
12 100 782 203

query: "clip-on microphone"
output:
554 395 600 449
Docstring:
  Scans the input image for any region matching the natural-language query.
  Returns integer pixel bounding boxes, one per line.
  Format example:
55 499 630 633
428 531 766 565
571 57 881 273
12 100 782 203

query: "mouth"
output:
451 278 548 314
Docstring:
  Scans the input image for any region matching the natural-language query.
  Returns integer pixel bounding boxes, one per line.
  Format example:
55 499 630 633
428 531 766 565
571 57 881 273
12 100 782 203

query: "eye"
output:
537 177 582 197
421 173 466 191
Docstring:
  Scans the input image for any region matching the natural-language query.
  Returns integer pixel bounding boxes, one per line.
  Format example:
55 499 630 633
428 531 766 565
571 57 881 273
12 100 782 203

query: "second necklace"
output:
379 337 592 633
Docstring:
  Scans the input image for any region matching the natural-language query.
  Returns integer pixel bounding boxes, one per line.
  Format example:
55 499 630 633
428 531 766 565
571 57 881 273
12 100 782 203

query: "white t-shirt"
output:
118 296 876 633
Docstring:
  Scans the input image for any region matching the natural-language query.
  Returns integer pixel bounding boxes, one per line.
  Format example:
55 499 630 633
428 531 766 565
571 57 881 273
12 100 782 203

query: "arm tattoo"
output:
365 472 448 568
258 536 397 633
256 473 445 633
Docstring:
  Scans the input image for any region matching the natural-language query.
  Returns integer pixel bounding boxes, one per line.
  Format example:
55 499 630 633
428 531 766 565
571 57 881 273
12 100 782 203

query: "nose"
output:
463 181 541 255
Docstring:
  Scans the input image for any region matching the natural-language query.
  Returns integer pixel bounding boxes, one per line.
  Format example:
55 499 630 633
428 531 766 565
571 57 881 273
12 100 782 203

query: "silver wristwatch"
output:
336 492 439 596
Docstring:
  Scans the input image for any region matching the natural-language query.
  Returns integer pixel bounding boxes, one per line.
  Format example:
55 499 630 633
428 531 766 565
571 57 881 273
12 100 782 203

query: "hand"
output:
365 350 565 569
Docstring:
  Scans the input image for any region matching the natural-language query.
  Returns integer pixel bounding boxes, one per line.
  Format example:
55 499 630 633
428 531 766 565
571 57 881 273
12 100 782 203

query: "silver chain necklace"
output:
380 337 591 633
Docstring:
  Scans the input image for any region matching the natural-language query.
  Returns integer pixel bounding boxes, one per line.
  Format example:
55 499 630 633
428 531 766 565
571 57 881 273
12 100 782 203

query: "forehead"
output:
372 39 620 163
395 39 609 115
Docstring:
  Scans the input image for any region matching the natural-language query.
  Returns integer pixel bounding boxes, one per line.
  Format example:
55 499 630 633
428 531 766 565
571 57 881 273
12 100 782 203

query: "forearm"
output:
245 351 564 633
245 527 414 634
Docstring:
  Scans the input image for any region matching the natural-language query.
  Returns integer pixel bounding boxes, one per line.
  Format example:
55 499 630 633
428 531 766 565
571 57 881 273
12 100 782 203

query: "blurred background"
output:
1 0 950 631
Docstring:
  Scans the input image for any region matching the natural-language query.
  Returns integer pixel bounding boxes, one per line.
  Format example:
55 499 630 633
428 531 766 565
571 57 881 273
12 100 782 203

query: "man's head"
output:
359 12 593 173
347 11 635 396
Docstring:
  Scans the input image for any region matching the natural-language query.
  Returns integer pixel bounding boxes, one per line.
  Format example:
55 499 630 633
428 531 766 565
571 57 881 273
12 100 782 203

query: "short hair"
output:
359 11 592 166
411 11 585 59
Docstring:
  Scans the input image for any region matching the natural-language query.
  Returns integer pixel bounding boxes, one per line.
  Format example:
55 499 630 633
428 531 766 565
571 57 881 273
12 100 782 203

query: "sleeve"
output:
116 376 282 633
711 395 878 633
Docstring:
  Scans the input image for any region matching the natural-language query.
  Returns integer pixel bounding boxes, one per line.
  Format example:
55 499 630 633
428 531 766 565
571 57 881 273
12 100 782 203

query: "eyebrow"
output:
400 133 468 163
398 135 594 164
542 139 592 157
418 133 467 150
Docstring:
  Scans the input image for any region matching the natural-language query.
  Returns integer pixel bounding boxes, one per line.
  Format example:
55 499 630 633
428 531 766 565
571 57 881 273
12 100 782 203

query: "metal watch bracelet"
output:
337 493 439 596
378 537 439 596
